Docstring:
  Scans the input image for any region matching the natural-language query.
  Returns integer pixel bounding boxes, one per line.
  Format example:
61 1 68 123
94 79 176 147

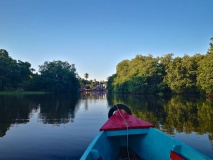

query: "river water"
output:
0 93 212 159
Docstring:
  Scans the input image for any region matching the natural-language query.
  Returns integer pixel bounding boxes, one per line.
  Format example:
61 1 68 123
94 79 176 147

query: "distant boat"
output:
81 104 212 160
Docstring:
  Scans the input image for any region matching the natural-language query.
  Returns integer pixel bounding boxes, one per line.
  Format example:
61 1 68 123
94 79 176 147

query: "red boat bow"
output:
100 111 154 131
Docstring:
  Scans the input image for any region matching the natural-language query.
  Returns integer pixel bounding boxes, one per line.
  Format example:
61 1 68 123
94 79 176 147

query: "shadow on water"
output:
107 94 213 147
0 93 80 137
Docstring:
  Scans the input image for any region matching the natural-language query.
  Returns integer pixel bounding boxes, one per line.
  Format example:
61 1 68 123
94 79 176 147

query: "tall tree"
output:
164 54 204 93
0 49 33 91
111 55 168 93
0 49 14 90
197 37 213 95
107 74 116 93
113 60 130 93
39 60 79 92
84 73 89 81
84 73 89 85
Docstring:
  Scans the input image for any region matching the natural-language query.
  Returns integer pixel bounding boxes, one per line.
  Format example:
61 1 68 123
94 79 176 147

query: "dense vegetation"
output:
107 38 213 95
0 49 33 91
0 49 79 92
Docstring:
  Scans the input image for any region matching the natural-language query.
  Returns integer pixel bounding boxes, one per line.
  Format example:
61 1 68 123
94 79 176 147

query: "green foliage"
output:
164 54 203 93
128 76 148 93
23 73 44 91
85 86 90 89
107 37 213 95
38 60 80 92
196 38 213 94
107 74 116 93
0 49 33 91
107 54 171 94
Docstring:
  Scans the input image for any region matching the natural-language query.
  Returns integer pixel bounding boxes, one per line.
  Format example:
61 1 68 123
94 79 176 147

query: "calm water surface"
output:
0 93 212 159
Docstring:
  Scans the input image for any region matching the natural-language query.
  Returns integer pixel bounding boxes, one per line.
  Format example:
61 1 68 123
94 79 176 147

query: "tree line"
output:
0 49 80 92
107 37 213 95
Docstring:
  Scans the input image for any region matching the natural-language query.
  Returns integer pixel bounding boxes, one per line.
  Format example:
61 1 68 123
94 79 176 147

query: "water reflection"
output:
107 94 213 146
38 94 80 124
80 92 107 110
1 93 212 139
80 91 107 99
0 95 31 137
0 93 80 137
0 93 212 159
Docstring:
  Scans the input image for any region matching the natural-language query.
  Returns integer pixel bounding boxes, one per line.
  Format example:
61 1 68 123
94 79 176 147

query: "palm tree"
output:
84 73 89 84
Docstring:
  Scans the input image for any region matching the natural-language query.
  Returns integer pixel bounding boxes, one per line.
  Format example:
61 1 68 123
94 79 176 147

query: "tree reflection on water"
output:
38 94 80 124
0 93 80 137
107 94 213 146
1 93 212 148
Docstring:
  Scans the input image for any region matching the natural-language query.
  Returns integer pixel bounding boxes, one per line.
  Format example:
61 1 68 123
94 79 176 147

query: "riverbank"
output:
0 91 50 95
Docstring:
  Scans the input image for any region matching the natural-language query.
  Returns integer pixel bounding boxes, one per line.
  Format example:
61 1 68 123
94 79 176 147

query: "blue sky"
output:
1 0 213 81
